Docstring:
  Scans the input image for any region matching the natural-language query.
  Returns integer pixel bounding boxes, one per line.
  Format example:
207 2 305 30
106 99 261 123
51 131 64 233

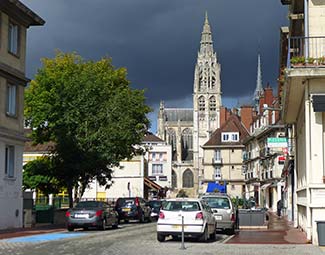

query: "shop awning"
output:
260 183 272 190
144 177 162 191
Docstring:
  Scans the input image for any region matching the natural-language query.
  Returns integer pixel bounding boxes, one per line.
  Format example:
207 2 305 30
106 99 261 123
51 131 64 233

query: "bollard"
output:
180 215 186 250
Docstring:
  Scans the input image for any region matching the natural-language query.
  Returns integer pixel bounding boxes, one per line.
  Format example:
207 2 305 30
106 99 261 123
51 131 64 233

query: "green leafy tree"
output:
25 52 151 207
23 157 62 196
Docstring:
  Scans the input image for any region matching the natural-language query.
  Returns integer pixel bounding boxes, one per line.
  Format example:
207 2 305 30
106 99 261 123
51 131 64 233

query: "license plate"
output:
75 214 88 219
122 208 131 212
215 215 222 220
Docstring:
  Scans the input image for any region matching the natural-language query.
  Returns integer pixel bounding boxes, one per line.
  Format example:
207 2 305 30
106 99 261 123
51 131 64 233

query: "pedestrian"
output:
277 200 283 217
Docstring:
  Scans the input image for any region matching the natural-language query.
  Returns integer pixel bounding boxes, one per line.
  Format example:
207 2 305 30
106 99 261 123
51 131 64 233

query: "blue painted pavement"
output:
1 232 86 243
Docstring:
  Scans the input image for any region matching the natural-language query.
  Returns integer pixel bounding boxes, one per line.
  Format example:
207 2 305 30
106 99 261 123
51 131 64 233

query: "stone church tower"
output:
193 12 222 183
156 13 222 196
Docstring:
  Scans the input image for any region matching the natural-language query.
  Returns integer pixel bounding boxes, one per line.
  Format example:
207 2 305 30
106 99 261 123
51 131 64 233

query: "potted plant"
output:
290 56 305 66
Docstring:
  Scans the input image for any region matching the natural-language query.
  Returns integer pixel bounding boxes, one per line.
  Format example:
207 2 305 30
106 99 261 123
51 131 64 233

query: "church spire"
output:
200 11 213 54
253 53 263 112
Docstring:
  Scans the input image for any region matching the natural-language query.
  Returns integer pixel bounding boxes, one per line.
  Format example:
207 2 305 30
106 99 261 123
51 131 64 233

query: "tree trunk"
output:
67 182 74 208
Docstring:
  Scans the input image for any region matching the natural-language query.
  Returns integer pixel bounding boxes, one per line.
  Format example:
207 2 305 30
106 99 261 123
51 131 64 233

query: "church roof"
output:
164 108 193 122
203 115 249 147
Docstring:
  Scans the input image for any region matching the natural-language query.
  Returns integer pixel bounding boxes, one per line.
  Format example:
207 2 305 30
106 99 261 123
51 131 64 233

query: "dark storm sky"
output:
22 0 288 131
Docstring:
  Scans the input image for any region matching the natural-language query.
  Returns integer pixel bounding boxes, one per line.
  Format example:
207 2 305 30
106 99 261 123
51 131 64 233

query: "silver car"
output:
200 194 236 234
66 201 119 231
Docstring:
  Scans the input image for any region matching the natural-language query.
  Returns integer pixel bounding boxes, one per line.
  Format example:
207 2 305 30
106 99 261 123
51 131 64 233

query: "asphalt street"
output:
0 222 324 255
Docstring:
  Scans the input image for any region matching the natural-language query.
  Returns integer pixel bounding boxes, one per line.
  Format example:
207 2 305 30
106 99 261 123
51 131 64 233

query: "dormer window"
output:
221 132 239 142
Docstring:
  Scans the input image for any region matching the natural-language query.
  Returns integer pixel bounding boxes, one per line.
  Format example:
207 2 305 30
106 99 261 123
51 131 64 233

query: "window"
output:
5 145 15 178
8 21 19 55
183 169 194 188
214 149 221 160
231 165 234 170
209 96 216 111
214 167 221 179
152 164 163 175
6 84 17 116
221 132 239 142
172 170 177 188
199 96 205 111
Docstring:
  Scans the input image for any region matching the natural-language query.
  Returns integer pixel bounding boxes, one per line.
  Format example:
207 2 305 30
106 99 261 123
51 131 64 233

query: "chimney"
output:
220 107 227 127
240 105 254 131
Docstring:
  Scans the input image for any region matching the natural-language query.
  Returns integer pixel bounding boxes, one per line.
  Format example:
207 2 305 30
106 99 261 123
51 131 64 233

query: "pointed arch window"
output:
167 128 177 161
172 170 177 188
199 96 205 112
183 169 194 188
181 128 193 161
209 96 216 112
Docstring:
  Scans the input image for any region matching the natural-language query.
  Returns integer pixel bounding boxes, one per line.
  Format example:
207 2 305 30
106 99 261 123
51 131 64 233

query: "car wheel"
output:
139 213 145 223
209 226 216 241
199 226 209 242
157 233 165 242
83 227 88 231
99 219 107 230
227 226 235 235
67 226 74 232
112 222 118 229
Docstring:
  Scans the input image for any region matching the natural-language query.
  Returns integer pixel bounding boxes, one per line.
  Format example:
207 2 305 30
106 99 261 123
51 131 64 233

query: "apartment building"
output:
0 1 44 229
280 0 325 244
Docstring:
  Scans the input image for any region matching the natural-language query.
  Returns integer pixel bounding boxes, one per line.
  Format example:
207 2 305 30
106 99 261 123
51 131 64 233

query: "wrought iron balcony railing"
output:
287 36 325 68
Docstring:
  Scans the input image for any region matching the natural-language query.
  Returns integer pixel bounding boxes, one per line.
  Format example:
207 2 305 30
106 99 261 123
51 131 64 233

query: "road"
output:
0 222 324 255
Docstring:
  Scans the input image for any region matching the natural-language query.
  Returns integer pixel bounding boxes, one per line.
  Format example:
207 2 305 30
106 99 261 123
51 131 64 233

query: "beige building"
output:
0 1 44 229
280 0 325 245
202 114 249 197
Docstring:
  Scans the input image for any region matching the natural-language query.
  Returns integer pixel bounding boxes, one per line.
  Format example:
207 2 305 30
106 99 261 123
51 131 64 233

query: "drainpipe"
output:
304 0 309 58
306 80 312 240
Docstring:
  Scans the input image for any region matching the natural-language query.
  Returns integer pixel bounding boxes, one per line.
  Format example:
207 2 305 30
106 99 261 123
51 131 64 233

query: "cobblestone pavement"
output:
0 223 324 255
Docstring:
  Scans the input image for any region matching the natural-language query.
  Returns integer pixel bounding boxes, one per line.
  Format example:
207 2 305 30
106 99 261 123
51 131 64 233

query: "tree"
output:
23 157 62 196
25 52 151 207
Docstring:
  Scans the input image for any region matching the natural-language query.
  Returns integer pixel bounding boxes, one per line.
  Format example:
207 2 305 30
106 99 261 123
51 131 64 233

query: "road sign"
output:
267 137 288 148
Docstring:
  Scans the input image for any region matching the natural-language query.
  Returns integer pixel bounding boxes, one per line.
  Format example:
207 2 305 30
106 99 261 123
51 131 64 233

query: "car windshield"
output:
75 201 102 208
149 201 162 208
202 197 230 209
162 201 200 211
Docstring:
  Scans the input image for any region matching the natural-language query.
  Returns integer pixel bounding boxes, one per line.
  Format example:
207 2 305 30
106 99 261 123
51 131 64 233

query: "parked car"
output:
200 193 236 234
115 197 151 223
148 200 163 220
156 198 216 242
65 200 118 231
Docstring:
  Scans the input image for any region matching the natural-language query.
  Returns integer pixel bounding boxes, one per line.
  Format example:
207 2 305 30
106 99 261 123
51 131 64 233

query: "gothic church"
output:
157 13 222 196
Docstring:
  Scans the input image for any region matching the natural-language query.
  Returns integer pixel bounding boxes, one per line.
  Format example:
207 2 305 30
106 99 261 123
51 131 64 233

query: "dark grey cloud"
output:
23 0 288 108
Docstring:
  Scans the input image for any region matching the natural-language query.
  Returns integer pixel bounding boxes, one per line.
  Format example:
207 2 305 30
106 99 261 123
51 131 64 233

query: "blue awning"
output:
206 182 226 193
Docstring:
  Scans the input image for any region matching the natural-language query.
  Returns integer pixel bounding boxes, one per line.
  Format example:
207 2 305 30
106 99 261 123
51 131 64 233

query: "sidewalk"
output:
0 224 66 240
226 211 308 244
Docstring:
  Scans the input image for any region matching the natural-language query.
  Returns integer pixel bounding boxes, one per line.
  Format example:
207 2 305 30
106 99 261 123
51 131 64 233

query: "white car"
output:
156 198 216 242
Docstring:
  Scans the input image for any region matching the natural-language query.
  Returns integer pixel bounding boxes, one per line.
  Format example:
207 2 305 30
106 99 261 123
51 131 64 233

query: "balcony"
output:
287 36 325 68
212 157 223 165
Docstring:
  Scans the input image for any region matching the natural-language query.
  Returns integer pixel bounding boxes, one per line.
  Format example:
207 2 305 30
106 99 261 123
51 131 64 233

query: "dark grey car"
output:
66 201 119 231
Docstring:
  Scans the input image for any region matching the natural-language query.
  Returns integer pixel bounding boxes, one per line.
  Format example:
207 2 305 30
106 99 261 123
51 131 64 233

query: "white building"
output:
82 132 172 200
0 1 44 229
280 0 325 244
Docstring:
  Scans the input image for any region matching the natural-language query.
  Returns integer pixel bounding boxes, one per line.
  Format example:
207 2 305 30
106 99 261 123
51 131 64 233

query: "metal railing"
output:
287 36 325 68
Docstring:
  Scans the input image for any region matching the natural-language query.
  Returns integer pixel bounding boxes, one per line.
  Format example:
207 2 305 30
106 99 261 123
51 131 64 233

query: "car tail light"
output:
231 213 235 222
159 212 165 219
96 210 103 217
65 211 71 217
196 212 204 220
135 197 139 207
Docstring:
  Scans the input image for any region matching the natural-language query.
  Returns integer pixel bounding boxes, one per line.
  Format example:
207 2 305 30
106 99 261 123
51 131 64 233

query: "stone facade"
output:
157 13 221 197
0 1 44 229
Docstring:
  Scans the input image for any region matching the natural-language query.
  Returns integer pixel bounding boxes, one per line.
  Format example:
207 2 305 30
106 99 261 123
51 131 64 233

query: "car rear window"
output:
149 200 162 208
75 201 101 208
162 201 201 211
116 198 135 207
202 197 230 209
